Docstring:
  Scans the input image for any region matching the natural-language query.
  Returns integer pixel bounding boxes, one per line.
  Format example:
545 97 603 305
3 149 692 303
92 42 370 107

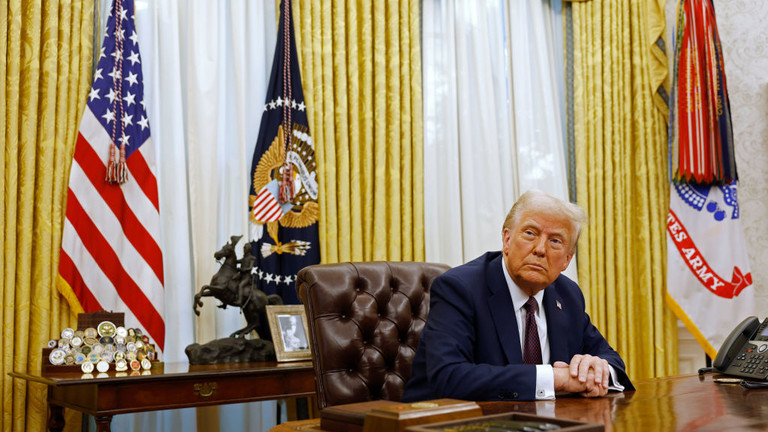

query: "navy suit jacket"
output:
403 252 634 402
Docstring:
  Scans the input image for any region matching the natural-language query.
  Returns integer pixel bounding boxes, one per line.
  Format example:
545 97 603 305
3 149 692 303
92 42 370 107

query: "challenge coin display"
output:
46 321 158 375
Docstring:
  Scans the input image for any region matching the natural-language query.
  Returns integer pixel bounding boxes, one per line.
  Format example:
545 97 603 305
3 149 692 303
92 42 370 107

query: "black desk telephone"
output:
713 316 768 380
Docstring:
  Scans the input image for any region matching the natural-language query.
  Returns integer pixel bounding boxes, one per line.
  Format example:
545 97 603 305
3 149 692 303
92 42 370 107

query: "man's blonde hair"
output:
502 190 588 252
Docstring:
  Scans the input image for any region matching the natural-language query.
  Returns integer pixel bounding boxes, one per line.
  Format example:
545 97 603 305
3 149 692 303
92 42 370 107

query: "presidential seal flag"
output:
57 0 165 352
667 0 752 358
249 0 319 305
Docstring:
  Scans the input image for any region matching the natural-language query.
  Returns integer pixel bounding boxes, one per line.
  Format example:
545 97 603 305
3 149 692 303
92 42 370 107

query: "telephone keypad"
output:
726 343 768 380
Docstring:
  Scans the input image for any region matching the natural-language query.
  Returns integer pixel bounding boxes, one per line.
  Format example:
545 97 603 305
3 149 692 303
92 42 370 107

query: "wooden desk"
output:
480 373 768 430
272 374 768 431
10 361 315 432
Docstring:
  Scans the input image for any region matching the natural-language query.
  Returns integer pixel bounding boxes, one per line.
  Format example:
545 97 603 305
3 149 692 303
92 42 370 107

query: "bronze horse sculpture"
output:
193 235 282 339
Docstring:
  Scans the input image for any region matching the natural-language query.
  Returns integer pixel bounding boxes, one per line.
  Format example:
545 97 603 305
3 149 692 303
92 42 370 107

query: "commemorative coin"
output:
97 321 116 338
49 348 66 365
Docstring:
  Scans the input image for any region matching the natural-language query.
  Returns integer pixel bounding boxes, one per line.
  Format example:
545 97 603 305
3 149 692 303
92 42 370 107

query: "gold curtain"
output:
570 0 677 380
1 0 93 431
293 0 424 263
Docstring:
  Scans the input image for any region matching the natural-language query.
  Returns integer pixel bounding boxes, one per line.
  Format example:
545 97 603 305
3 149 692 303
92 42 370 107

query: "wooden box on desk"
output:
77 311 124 329
320 399 482 432
404 412 603 432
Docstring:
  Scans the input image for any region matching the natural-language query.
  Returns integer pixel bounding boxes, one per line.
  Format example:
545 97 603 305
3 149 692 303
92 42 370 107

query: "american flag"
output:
57 0 165 352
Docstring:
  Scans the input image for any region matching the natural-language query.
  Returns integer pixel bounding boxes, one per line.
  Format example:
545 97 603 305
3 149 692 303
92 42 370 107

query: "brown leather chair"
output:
295 261 450 410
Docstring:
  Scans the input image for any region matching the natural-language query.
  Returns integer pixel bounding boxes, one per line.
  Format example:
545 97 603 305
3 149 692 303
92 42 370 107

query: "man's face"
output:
502 209 575 296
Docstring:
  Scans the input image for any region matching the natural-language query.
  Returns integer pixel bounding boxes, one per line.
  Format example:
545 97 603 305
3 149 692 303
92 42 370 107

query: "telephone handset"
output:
713 316 768 380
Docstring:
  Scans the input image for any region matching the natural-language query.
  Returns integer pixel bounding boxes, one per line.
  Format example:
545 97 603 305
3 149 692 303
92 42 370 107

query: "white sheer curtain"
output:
423 0 517 267
423 0 574 280
91 1 280 431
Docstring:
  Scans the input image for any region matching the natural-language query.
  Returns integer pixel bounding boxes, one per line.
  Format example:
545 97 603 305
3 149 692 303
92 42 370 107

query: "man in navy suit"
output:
403 190 634 402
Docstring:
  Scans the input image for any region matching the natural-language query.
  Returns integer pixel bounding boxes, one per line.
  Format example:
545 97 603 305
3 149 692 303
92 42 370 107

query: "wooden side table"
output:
10 361 315 432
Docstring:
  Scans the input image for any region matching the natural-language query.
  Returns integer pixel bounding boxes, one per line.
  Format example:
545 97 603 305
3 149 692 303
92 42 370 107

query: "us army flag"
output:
666 0 753 358
667 183 754 358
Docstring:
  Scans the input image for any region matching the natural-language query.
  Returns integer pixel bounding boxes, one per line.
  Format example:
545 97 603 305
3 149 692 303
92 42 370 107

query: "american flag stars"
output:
86 2 150 157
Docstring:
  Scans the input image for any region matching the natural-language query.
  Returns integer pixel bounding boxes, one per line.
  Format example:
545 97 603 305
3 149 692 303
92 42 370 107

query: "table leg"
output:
47 404 65 432
95 415 113 432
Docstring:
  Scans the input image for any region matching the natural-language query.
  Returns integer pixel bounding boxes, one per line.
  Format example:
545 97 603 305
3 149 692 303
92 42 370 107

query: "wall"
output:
716 0 768 310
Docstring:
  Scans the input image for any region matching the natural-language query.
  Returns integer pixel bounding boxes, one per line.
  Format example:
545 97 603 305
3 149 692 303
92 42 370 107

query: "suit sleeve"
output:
577 294 635 390
419 273 541 401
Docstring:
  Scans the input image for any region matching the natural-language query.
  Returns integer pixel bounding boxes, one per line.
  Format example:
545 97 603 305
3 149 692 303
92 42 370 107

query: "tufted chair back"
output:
295 261 450 410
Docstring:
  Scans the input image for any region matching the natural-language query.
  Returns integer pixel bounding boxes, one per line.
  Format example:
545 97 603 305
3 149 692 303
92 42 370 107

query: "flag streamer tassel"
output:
106 143 128 184
279 161 294 203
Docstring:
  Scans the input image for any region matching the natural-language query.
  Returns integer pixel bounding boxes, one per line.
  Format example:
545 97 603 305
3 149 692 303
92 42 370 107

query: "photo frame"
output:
266 305 312 362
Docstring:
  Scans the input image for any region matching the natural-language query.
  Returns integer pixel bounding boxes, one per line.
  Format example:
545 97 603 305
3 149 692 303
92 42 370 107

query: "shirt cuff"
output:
608 365 625 391
535 365 556 400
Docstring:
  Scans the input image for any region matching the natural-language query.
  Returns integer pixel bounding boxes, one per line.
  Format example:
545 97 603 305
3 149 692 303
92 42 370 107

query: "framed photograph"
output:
266 305 312 362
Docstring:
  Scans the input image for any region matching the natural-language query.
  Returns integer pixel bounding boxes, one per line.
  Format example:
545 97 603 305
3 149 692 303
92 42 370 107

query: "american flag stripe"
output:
58 0 165 352
58 251 103 312
60 230 163 348
62 186 164 316
59 243 160 350
65 171 163 305
127 153 159 211
78 109 161 229
74 112 163 280
61 186 165 348
78 109 161 211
